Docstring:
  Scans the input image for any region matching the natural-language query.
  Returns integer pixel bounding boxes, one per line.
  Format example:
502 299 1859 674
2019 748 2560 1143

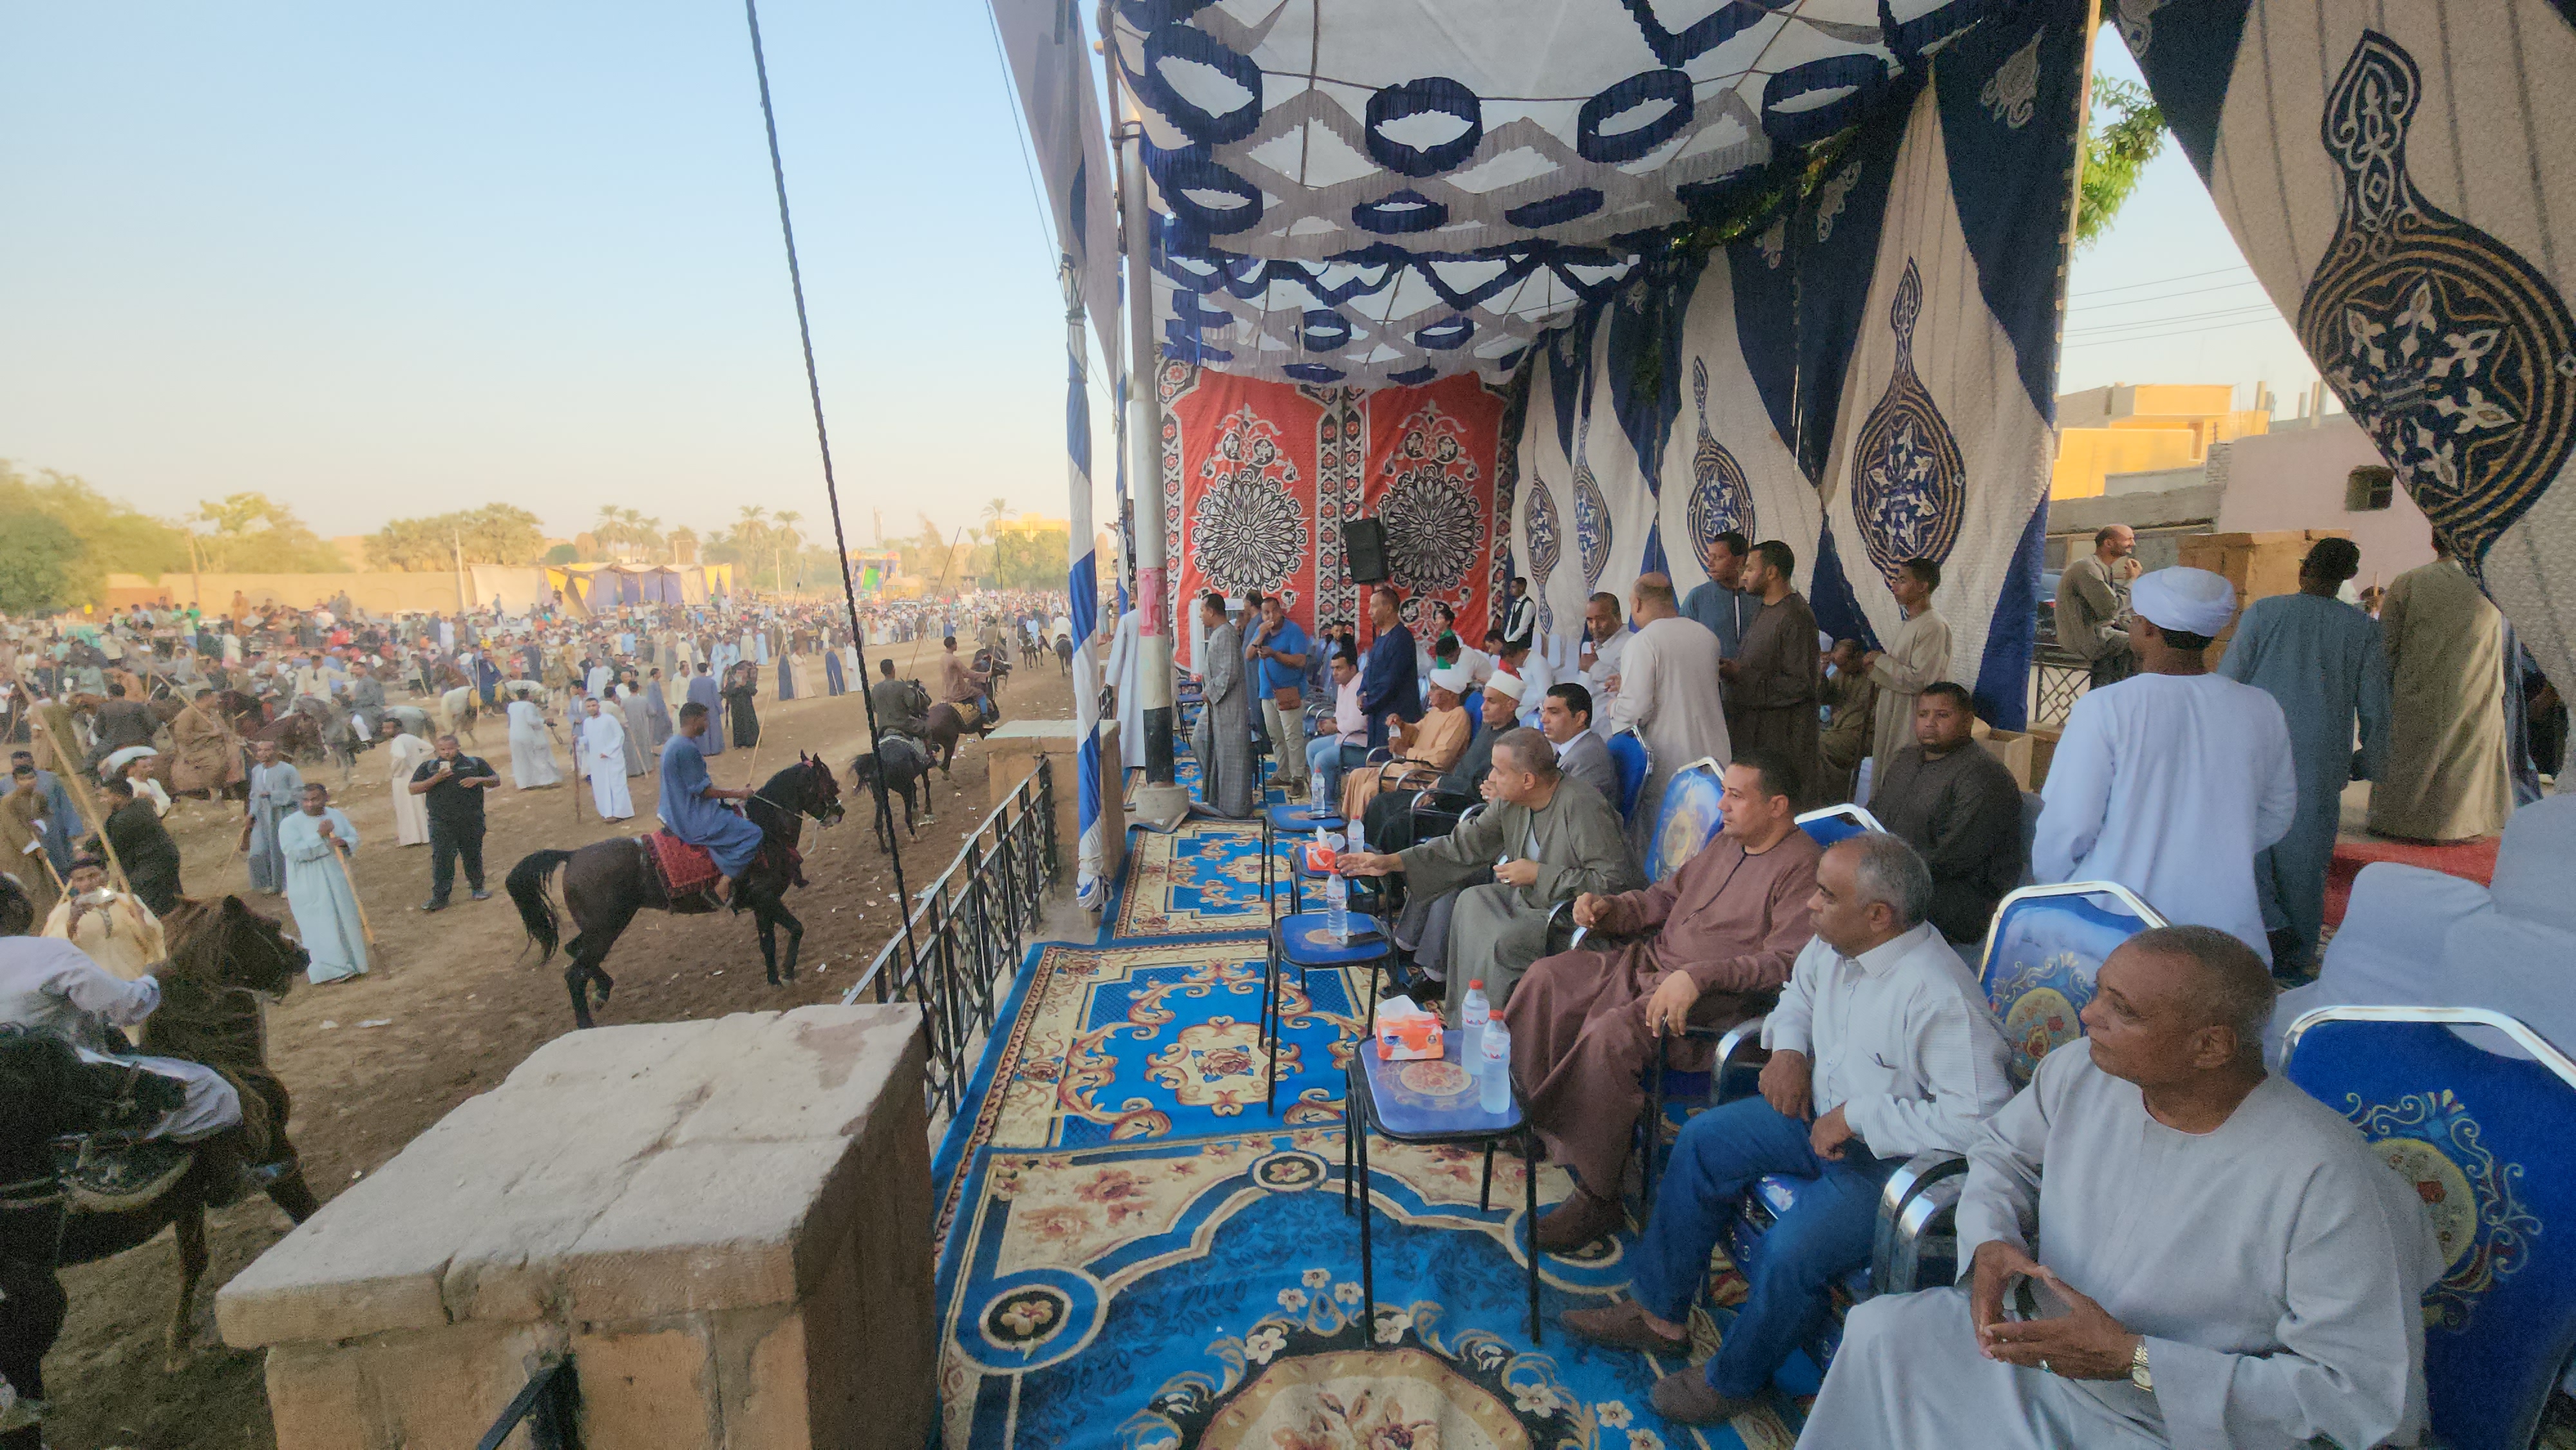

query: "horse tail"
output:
507 849 577 965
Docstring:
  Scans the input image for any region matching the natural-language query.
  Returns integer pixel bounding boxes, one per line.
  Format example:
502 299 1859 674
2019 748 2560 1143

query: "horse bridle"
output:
747 760 844 828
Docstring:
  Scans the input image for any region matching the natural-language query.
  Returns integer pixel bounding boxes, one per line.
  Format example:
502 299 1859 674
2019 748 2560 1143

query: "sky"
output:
1 10 2317 547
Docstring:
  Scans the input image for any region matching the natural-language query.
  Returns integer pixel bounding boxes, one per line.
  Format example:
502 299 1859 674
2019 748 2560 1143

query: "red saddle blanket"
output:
644 830 806 901
645 831 722 896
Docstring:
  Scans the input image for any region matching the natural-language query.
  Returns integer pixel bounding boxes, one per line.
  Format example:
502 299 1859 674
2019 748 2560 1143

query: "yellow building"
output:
989 513 1071 536
2050 383 2272 500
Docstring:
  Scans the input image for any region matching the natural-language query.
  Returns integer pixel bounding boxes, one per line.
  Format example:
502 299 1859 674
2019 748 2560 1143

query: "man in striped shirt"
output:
1558 831 2014 1424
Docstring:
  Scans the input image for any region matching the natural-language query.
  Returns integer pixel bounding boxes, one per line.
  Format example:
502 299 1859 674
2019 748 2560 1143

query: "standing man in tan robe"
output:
1864 556 1952 796
1504 748 1823 1249
167 688 247 800
1721 540 1823 807
1602 573 1732 852
2368 536 2511 842
2054 525 2136 687
383 719 437 847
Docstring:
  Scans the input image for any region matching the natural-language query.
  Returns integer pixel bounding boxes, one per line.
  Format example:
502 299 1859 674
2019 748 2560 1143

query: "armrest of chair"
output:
1711 1015 1769 1104
1870 1150 1969 1298
1544 898 1587 956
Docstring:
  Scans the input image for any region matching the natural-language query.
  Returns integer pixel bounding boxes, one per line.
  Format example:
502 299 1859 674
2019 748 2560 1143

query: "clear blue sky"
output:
0 12 2312 545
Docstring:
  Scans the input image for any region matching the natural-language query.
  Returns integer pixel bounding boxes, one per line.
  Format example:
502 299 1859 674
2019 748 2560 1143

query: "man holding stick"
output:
279 782 369 983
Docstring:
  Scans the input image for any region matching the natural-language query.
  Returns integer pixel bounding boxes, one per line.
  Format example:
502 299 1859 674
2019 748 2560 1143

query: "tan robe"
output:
44 891 167 1044
169 696 247 797
1 789 61 923
1394 777 1643 1023
2367 558 2511 841
1602 616 1732 851
1501 829 1822 1196
1340 705 1470 824
1817 668 1879 806
1866 606 1952 785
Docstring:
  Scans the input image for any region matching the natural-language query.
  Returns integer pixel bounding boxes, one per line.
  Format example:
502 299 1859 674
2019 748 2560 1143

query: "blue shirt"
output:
1249 619 1310 695
1359 624 1421 749
656 733 764 874
1681 581 1765 659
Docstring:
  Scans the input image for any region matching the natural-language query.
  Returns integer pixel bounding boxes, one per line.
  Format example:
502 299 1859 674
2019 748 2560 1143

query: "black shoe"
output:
421 899 448 913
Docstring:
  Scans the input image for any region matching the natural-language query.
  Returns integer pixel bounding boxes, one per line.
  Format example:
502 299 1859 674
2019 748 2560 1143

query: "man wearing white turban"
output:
2033 567 2299 961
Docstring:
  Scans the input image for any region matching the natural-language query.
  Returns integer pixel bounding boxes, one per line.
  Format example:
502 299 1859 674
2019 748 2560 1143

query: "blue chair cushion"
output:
1642 762 1727 883
1607 733 1649 818
1983 891 2153 1084
1276 912 1392 965
1267 804 1344 833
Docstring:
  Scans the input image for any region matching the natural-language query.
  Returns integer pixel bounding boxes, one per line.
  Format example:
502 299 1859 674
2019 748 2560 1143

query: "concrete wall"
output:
2214 415 2434 590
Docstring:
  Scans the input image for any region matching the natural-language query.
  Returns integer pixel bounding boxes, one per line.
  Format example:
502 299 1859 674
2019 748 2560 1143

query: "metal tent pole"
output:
1113 73 1187 829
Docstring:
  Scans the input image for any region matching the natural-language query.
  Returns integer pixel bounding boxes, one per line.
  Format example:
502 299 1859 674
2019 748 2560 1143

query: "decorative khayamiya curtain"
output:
1503 0 2086 726
2126 0 2576 691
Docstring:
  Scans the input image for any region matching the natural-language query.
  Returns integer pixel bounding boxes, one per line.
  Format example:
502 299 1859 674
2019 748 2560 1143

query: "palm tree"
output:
772 511 804 591
981 498 1013 531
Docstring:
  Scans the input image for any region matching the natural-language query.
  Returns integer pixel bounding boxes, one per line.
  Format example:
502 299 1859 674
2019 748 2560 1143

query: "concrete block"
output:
573 1324 718 1450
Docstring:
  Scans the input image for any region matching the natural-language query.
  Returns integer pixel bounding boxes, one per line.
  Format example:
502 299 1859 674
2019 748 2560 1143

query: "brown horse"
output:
39 896 317 1370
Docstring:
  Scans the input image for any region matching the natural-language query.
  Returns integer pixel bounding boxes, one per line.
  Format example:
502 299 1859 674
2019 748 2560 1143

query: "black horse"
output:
850 736 935 849
506 757 845 1030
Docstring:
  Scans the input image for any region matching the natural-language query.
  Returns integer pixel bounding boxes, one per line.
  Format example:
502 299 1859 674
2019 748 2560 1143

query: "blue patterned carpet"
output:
933 789 1812 1449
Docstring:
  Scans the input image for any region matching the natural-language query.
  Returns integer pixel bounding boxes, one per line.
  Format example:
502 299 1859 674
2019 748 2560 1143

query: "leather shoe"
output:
1558 1299 1688 1356
1533 1185 1625 1252
1648 1368 1760 1425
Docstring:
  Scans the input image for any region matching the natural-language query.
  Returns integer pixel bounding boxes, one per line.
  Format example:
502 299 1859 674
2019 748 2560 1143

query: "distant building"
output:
2050 383 2273 501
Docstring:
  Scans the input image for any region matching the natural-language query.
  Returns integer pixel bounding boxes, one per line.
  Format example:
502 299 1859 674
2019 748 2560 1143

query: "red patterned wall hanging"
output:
1364 376 1505 651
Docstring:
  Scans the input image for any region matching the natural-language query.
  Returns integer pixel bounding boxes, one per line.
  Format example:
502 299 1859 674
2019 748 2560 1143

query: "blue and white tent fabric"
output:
1506 0 2085 727
2126 0 2576 693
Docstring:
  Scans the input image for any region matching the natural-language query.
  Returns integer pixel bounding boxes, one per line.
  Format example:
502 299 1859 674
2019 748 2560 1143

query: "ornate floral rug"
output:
1112 821 1298 939
935 940 1370 1219
936 1128 1806 1450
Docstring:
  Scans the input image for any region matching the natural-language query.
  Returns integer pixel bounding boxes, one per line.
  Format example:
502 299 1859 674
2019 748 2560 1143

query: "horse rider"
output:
871 657 929 743
0 872 247 1175
939 635 993 728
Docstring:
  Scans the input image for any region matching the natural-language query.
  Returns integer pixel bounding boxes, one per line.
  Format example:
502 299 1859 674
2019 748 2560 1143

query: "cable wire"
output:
740 0 924 992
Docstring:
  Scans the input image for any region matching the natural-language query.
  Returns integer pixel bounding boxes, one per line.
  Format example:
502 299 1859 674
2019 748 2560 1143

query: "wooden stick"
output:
325 829 377 948
32 710 135 901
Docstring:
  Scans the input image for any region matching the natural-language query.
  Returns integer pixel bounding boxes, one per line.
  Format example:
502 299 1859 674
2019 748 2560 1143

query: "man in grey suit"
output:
1539 682 1622 808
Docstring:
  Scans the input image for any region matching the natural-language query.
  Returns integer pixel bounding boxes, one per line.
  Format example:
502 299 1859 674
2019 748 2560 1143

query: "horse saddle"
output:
645 831 723 909
52 1136 193 1215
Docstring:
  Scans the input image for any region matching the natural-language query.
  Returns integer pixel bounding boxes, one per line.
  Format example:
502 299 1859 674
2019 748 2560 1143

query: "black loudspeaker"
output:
1345 518 1391 585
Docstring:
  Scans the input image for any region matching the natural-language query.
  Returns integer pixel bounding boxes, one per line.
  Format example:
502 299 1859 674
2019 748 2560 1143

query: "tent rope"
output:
740 0 922 975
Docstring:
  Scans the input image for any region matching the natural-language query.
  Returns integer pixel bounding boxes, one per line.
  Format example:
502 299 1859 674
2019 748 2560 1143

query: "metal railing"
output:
478 1358 579 1450
2029 646 2091 728
842 757 1061 1119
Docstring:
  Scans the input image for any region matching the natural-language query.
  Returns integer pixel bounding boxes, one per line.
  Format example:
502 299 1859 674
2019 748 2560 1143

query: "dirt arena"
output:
39 637 1076 1450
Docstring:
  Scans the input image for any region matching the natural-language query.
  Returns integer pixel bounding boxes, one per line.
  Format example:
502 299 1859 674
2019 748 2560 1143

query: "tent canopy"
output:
1115 0 2003 389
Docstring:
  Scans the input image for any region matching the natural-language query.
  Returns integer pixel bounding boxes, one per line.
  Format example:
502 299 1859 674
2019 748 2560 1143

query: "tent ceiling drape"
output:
1112 0 2007 389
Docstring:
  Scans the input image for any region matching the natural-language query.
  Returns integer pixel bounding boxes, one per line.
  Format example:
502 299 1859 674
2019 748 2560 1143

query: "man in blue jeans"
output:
1559 832 2014 1422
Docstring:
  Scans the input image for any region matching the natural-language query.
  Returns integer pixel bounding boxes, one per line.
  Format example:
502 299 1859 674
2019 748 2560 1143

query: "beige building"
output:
2050 382 2275 500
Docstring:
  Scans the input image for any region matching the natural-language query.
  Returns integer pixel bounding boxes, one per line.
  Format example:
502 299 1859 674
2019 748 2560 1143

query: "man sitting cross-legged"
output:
1339 728 1640 1021
1802 926 2441 1449
1362 670 1522 853
1559 832 2014 1423
1505 748 1823 1250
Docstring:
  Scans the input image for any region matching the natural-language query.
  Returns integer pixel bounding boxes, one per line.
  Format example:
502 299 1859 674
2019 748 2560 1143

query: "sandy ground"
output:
38 637 1077 1450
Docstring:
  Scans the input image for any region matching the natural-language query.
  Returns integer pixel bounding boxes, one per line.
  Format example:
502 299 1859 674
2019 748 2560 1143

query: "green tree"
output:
544 543 580 566
191 492 345 572
366 504 547 571
2077 75 2167 248
0 511 86 614
0 461 191 605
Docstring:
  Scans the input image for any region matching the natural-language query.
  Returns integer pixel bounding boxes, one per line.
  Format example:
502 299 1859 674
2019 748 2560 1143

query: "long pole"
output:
1112 55 1186 828
741 0 923 970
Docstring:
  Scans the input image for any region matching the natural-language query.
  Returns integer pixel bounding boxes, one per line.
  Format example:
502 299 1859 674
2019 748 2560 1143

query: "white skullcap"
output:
1428 664 1472 693
1484 670 1528 702
2130 567 2238 638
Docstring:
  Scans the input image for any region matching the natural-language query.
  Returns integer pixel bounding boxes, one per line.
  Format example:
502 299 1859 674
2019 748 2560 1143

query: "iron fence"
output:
478 1358 578 1450
2030 646 2091 728
842 757 1061 1119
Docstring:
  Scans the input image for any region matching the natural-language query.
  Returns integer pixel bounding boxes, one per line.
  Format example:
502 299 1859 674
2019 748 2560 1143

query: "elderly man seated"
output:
1362 671 1522 853
1341 728 1640 1017
1339 664 1474 824
1504 748 1823 1250
1803 926 2440 1449
1562 833 2012 1422
1868 683 2027 952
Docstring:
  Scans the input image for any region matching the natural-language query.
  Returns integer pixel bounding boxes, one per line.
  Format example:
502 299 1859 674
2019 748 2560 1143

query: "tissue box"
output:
1374 996 1444 1060
1303 841 1338 874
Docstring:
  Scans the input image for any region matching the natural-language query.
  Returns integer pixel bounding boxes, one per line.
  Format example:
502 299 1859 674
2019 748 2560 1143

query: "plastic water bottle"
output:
1458 980 1491 1066
1310 773 1328 812
1325 872 1349 943
1478 1019 1513 1114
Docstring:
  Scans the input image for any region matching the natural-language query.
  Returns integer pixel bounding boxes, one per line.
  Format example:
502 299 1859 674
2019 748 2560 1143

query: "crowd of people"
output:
1101 523 2553 1441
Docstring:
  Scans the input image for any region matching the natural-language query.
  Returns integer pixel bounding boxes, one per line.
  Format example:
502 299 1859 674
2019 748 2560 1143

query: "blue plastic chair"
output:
1605 728 1649 821
2283 1006 2576 1450
1721 881 2164 1373
1262 910 1394 1113
1793 803 1885 851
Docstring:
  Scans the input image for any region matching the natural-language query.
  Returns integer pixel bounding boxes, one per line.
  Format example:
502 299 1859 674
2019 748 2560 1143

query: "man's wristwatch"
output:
2129 1339 2154 1392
